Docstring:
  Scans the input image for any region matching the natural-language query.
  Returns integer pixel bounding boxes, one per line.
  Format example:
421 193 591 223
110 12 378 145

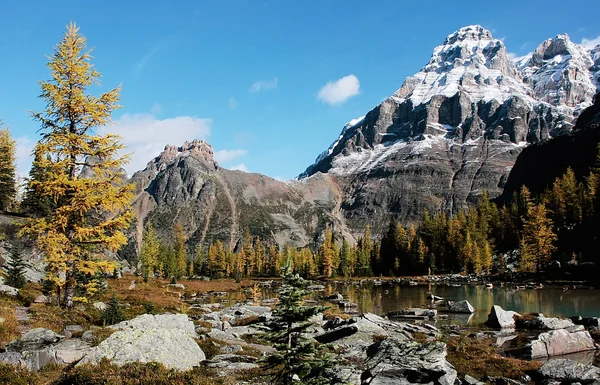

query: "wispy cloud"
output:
100 113 212 175
249 78 278 93
214 149 247 164
581 36 600 49
317 74 360 105
134 40 168 77
228 97 239 109
230 163 248 172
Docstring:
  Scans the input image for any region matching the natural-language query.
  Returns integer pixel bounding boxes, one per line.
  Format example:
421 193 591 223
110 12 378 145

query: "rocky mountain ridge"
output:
298 25 600 234
127 25 600 251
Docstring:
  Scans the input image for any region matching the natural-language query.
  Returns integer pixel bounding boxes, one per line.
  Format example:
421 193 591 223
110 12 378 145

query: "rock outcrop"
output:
524 327 596 358
361 338 457 385
79 313 205 370
0 328 91 371
447 300 476 314
536 359 600 384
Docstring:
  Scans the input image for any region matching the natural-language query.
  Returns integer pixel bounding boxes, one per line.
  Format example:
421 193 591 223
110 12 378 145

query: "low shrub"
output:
0 297 19 346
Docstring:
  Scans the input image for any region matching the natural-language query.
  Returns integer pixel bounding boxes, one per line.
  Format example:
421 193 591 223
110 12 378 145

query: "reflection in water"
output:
193 282 600 327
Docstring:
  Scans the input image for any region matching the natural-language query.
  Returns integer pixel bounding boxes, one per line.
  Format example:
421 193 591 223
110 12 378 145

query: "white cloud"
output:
249 78 278 93
228 97 238 109
317 74 360 105
101 113 212 175
134 44 163 77
214 149 247 164
230 163 248 172
581 36 600 49
507 52 518 60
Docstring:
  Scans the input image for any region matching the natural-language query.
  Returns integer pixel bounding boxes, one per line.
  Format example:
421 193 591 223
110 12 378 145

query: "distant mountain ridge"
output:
125 25 600 254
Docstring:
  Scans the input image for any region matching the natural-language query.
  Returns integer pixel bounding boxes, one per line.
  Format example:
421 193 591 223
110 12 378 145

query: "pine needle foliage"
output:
20 23 134 307
102 295 125 326
5 239 28 289
261 263 334 385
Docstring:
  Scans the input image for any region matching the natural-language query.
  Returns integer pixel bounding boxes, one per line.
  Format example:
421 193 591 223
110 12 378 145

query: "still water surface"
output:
217 282 600 326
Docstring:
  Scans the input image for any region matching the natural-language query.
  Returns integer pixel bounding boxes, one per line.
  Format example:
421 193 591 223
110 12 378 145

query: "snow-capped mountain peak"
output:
392 25 529 106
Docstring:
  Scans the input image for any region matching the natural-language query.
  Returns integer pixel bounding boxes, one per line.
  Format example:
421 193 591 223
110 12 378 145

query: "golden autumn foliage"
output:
0 127 17 211
21 23 134 307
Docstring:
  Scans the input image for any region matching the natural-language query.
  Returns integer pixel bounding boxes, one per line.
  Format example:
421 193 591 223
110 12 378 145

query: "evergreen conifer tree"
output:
5 240 28 288
262 262 334 384
102 295 125 325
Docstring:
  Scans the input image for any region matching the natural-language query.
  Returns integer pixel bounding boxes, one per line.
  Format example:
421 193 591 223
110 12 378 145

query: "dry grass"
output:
323 309 352 320
0 296 20 346
17 283 43 307
29 303 97 333
446 335 542 381
102 275 253 314
233 315 260 327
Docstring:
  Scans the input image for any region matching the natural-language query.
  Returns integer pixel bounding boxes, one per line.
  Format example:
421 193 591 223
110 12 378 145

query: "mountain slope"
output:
126 140 353 255
299 25 599 234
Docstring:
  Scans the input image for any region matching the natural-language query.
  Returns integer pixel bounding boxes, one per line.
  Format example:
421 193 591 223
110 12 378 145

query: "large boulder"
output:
537 359 600 383
447 300 476 314
79 313 205 370
525 328 596 358
485 306 521 328
361 337 457 385
5 328 62 352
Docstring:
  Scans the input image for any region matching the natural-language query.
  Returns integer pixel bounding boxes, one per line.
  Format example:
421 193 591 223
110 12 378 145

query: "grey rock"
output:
0 337 91 371
315 325 359 343
219 344 243 354
463 374 485 385
516 314 575 330
388 308 437 319
80 313 205 370
63 325 84 339
6 328 63 352
34 295 48 304
93 302 107 311
362 338 457 385
168 283 185 290
485 305 521 328
447 300 476 314
0 284 18 296
525 328 596 358
537 359 600 383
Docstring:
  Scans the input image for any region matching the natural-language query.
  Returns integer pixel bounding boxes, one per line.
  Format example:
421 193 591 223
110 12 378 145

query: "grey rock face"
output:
525 328 596 358
128 140 352 253
361 338 457 385
6 328 63 352
537 359 600 383
447 300 476 314
79 313 205 370
485 305 521 328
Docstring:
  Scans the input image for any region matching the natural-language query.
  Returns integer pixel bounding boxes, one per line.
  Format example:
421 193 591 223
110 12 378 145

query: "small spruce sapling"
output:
102 295 125 325
5 239 28 289
261 261 335 384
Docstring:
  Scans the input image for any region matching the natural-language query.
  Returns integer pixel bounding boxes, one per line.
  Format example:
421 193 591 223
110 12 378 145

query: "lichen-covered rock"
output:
6 328 63 352
525 328 596 358
79 313 205 370
485 305 521 328
362 337 457 385
537 359 600 383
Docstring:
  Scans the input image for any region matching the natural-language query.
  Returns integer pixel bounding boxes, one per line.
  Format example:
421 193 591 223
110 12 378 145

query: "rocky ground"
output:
1 274 599 385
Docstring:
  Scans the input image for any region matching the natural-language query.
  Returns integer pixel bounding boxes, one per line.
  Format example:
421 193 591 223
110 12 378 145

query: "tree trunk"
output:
287 320 292 350
62 267 75 308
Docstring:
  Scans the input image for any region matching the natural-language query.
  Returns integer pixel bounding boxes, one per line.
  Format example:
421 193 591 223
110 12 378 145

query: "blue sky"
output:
0 0 598 180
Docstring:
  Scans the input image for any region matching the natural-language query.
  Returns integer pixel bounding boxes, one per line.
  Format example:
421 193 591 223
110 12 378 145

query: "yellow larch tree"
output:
21 23 134 307
139 224 160 282
0 127 17 211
